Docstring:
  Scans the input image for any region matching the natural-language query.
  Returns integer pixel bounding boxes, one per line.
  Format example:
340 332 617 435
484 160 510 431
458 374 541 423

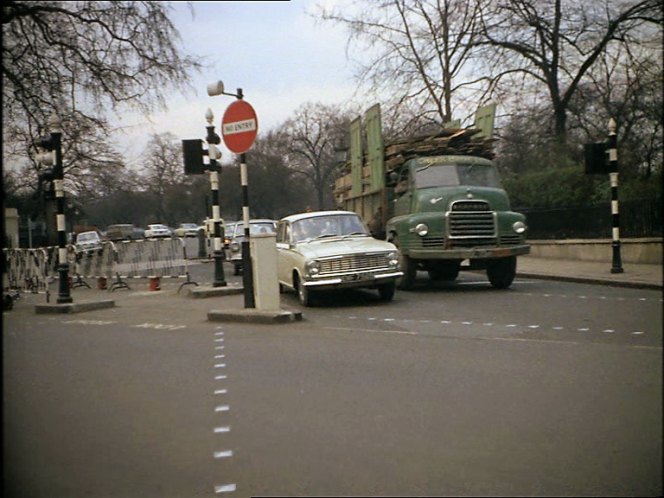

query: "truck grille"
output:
319 254 388 275
447 211 496 238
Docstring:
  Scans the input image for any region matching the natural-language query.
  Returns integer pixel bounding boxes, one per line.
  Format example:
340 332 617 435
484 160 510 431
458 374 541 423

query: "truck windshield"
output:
414 163 502 189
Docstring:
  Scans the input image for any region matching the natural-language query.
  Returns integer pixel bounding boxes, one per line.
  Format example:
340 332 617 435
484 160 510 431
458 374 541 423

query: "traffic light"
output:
182 139 220 174
584 142 608 174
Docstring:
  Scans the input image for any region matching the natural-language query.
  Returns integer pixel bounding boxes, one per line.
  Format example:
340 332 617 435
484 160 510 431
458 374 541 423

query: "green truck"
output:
334 104 530 290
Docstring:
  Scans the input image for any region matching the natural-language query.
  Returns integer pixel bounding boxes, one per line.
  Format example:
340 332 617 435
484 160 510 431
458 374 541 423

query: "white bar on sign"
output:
223 119 256 135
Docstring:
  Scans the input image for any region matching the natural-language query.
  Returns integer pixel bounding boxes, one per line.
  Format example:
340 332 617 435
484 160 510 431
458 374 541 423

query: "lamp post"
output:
205 108 227 287
207 80 255 308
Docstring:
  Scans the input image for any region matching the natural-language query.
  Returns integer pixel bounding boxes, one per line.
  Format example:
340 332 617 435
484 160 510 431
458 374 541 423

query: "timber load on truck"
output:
334 103 530 290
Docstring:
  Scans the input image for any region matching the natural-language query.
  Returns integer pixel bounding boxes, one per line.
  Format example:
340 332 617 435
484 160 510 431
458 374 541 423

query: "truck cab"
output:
385 155 530 289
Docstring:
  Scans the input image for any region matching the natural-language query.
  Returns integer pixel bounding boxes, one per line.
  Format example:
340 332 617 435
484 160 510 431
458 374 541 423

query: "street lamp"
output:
207 79 255 308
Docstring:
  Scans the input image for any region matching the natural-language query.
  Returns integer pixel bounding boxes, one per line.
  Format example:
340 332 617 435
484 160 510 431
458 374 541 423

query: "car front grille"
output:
447 211 496 238
319 253 388 275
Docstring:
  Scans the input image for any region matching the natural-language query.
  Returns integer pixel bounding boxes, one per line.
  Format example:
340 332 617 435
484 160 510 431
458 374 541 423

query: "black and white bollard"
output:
240 153 255 308
608 118 624 274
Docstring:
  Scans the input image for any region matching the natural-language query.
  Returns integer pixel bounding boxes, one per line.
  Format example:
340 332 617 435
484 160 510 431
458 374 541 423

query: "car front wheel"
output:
296 276 313 307
377 282 396 302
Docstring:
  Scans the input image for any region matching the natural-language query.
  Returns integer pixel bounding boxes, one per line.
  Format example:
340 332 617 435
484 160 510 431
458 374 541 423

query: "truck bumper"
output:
409 244 530 260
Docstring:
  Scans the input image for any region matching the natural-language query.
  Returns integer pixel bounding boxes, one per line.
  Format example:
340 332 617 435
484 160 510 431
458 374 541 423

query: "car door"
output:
276 221 297 287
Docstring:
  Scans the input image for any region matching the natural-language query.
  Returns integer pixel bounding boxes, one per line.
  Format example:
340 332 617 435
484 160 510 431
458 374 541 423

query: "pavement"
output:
5 256 662 317
516 255 662 290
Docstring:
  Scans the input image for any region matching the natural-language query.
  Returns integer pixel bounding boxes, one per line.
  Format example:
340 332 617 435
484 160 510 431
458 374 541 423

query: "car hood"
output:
294 236 396 259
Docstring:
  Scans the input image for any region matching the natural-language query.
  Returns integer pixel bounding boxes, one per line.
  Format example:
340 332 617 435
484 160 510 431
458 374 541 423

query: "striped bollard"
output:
608 118 623 274
240 153 255 308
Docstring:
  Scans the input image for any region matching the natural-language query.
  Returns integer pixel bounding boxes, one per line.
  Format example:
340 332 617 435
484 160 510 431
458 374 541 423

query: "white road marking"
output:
215 405 230 412
214 338 224 343
215 389 228 395
214 450 233 459
215 375 228 380
214 364 226 368
215 354 225 359
215 484 237 494
214 427 231 433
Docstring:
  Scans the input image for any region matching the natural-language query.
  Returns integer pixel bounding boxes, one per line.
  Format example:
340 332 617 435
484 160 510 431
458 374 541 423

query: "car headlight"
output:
230 242 240 252
512 221 527 234
305 260 320 276
386 251 399 268
415 223 429 237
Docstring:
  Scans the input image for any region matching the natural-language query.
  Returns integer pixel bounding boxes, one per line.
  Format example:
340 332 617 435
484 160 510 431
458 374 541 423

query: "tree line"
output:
2 0 662 239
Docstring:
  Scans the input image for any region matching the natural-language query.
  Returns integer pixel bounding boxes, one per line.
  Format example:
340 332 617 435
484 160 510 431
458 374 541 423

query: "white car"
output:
225 219 277 275
174 223 200 237
75 230 103 254
276 210 402 306
144 224 172 238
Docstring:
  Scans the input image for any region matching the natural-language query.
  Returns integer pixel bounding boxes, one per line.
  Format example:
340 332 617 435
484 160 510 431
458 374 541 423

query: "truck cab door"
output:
393 167 412 217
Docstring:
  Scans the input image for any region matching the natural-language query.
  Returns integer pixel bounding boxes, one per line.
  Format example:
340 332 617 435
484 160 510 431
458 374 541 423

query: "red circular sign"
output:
221 100 258 154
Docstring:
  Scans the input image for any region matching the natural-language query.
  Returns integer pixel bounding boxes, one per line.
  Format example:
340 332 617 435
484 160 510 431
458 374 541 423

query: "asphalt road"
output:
3 263 662 497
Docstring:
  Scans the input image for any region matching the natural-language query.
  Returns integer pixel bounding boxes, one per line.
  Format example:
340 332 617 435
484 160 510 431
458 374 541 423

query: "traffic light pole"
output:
205 112 227 288
51 127 73 303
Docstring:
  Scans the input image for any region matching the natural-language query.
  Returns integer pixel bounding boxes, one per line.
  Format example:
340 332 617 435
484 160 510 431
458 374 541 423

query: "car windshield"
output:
78 232 98 241
292 214 369 243
413 161 502 189
181 224 197 229
151 225 167 230
234 222 276 237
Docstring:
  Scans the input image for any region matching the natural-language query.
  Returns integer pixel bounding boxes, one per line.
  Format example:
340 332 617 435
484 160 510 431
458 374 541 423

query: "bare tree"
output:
2 1 202 177
280 102 352 210
476 0 662 148
314 0 486 134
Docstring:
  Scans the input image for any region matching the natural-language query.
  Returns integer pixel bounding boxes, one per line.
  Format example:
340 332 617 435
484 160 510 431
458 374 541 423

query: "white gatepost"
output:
250 232 280 311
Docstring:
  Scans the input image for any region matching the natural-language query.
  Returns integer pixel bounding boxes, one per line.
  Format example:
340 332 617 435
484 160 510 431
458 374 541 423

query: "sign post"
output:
222 98 258 308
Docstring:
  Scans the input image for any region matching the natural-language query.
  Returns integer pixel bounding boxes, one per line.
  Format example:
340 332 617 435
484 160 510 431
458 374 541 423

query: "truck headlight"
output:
305 260 320 276
415 223 429 236
512 221 527 234
230 242 240 252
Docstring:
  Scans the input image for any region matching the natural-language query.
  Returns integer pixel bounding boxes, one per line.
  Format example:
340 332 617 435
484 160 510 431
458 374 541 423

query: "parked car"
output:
75 230 103 254
144 224 172 238
225 219 277 275
275 210 402 306
174 223 201 237
106 224 144 241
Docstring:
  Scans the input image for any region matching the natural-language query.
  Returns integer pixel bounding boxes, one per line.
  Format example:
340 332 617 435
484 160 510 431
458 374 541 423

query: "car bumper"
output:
408 244 530 260
303 270 403 289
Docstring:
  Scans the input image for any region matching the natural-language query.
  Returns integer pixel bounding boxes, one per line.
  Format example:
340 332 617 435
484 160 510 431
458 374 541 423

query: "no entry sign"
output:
221 100 258 154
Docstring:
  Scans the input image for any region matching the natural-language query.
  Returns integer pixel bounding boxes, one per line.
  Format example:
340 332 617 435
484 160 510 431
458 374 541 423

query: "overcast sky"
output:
111 0 366 169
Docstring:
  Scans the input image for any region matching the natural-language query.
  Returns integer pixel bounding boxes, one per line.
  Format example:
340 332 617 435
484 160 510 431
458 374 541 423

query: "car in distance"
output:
75 230 103 254
276 210 403 306
106 224 144 241
225 219 277 275
174 223 201 238
144 224 173 238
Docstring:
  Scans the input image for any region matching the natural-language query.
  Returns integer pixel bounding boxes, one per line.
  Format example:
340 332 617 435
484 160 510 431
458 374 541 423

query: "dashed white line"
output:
215 354 225 359
214 450 233 459
214 363 227 368
215 484 237 494
215 389 228 395
215 375 228 380
215 405 230 412
214 427 231 434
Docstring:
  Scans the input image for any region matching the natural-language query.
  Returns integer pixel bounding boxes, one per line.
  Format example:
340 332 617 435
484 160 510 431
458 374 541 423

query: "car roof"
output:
279 210 359 223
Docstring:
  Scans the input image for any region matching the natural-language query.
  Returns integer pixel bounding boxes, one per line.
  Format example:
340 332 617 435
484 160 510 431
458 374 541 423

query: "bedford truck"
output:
334 104 530 290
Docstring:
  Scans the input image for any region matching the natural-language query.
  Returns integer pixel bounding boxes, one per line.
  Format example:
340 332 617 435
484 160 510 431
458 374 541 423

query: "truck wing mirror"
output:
386 171 399 187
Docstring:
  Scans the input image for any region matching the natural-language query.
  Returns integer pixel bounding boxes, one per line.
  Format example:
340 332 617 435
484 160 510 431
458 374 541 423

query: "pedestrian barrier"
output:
110 238 198 292
4 238 199 297
3 248 50 293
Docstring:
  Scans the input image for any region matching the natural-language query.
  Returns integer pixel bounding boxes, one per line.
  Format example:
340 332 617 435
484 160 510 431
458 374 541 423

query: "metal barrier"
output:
4 239 199 296
3 248 50 293
110 238 197 292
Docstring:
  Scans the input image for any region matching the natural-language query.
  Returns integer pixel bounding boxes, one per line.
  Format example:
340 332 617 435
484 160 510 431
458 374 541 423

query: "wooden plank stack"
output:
338 127 495 176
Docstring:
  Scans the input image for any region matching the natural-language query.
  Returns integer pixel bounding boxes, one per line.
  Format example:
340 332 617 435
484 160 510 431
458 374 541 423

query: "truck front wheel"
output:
390 235 416 290
487 256 517 289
